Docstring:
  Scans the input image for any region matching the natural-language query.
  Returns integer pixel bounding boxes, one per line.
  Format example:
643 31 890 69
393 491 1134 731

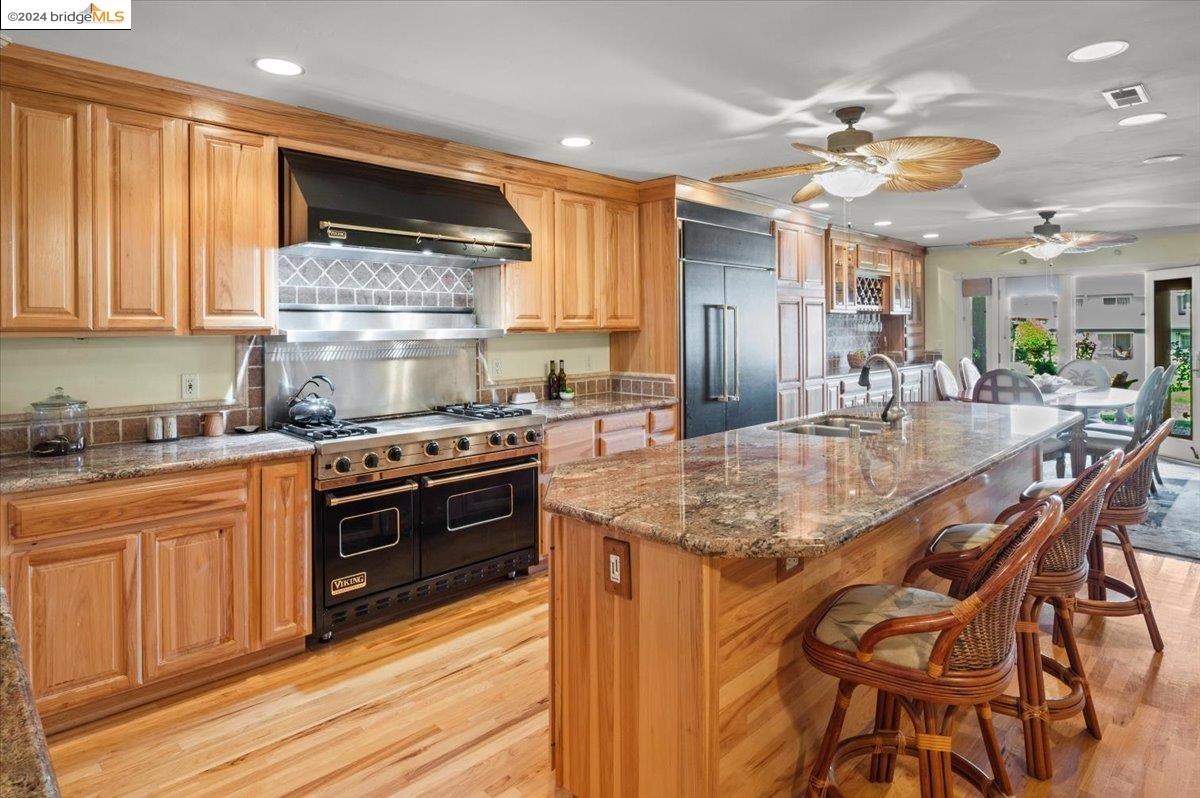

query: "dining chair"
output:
908 452 1123 781
1058 359 1110 389
958 358 982 397
1025 419 1176 652
934 360 963 401
973 369 1068 477
1085 364 1174 489
800 498 1063 798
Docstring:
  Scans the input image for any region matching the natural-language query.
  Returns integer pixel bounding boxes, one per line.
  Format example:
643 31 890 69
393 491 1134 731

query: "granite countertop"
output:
512 393 677 423
0 433 315 495
1 586 60 798
544 402 1080 559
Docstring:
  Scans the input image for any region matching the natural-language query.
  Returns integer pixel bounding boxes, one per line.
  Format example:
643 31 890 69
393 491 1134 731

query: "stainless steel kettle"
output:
287 375 336 424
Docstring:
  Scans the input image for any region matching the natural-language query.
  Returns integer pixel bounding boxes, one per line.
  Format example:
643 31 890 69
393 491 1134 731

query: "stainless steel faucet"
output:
858 354 907 423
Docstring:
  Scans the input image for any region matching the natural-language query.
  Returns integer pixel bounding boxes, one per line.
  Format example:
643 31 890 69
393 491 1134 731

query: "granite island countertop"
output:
1 585 60 798
543 402 1080 558
509 393 677 423
0 433 315 494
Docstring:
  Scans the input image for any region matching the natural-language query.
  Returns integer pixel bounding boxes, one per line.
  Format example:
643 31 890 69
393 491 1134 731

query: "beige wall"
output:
0 337 238 415
925 225 1200 365
480 332 611 383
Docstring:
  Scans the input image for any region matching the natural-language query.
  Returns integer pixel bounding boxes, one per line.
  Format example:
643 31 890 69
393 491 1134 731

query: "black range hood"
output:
280 149 532 268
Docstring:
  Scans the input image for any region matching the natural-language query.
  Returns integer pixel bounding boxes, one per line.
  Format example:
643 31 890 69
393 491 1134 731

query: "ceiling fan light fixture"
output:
1117 112 1167 127
1025 241 1071 261
1067 40 1129 63
812 169 887 199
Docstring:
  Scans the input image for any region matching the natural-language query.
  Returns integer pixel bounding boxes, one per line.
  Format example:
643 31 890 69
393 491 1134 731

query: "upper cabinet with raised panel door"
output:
1 89 93 331
502 182 556 331
553 191 602 330
189 124 277 333
94 106 187 332
549 191 640 331
600 200 640 329
0 90 277 335
774 222 826 292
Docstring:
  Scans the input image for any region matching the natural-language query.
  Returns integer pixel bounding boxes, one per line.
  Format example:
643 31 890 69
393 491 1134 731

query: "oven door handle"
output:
325 481 417 507
421 460 540 488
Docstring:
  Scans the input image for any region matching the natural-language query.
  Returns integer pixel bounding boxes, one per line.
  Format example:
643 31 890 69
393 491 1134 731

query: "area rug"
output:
1128 460 1200 561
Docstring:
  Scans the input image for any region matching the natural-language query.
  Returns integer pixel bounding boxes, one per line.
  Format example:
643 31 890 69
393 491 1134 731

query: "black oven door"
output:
418 458 539 578
321 479 417 607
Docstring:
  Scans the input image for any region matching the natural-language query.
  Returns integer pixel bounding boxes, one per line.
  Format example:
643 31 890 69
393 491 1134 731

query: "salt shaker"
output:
163 415 178 440
147 416 164 441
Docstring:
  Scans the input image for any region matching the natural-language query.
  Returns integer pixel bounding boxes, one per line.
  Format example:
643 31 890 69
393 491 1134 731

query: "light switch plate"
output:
603 537 632 599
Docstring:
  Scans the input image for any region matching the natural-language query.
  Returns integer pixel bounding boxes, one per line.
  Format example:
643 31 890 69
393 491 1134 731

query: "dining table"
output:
1041 384 1141 475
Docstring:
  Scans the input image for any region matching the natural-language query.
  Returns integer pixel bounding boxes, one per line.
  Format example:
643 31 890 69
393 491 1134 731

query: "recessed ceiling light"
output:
559 136 592 148
254 57 304 76
1143 153 1184 164
922 233 940 239
809 201 830 209
1067 40 1129 63
873 220 892 227
1118 112 1167 127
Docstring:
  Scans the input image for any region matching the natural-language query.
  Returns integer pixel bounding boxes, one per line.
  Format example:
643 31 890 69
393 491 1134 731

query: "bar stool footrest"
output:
827 732 1013 797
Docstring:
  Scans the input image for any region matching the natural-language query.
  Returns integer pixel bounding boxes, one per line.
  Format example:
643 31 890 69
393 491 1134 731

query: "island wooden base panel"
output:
551 453 1037 797
41 553 1200 797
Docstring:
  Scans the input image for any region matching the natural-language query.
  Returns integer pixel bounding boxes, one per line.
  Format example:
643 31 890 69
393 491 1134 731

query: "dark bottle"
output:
546 360 559 400
557 360 567 397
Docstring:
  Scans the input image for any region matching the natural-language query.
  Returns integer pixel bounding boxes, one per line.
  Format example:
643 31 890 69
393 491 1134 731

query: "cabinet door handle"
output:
727 304 740 402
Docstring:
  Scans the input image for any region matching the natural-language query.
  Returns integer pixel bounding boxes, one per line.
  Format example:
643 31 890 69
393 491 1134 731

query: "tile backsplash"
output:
826 312 887 372
277 254 473 309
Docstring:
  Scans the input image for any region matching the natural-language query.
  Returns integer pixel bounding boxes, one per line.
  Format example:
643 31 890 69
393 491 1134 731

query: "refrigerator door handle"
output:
727 304 740 402
707 304 729 402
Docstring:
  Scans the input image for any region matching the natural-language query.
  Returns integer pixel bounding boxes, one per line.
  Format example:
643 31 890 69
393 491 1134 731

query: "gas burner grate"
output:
273 420 378 441
439 403 532 420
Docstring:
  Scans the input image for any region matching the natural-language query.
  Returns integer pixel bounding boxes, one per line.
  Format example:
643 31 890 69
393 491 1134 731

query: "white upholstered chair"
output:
1059 359 1110 389
958 358 982 397
933 360 963 401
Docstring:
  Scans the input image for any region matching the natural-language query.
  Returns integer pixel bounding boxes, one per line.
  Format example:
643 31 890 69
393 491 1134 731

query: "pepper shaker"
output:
147 416 164 441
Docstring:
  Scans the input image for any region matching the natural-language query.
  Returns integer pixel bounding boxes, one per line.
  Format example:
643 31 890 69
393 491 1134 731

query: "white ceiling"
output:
9 0 1200 246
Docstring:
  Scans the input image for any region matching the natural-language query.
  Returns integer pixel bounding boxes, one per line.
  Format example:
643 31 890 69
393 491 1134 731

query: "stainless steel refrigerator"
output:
679 201 778 438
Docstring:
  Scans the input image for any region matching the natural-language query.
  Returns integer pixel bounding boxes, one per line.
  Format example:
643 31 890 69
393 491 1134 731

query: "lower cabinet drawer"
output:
596 411 646 433
648 431 677 447
598 427 647 456
648 407 677 433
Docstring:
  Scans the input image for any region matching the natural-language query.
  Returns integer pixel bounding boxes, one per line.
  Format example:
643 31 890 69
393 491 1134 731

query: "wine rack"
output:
856 275 885 311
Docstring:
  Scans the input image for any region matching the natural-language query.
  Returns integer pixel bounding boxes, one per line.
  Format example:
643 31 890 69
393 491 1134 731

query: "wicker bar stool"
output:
800 498 1064 798
906 452 1123 780
1022 418 1175 652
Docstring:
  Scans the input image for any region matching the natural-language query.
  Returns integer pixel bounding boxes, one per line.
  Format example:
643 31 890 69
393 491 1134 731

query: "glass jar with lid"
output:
30 387 88 456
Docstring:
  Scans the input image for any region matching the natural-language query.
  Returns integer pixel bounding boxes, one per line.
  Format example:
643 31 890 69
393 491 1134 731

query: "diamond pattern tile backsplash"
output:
277 254 473 309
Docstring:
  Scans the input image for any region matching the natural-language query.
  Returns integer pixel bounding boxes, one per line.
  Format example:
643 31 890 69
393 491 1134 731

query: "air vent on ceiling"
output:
1102 83 1150 109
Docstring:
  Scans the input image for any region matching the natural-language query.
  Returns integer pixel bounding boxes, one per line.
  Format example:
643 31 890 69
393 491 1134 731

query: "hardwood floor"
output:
48 550 1199 797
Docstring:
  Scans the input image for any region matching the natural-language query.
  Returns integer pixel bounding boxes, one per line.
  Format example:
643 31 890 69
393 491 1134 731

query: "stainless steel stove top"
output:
275 407 545 481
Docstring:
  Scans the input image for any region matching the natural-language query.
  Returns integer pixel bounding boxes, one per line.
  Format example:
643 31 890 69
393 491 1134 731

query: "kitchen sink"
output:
770 415 894 439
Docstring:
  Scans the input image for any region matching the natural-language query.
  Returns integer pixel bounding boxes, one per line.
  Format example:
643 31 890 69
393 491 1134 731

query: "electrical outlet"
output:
181 373 199 399
491 357 502 377
585 354 592 370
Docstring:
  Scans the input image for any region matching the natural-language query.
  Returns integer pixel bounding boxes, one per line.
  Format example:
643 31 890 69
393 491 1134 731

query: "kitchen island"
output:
542 401 1080 798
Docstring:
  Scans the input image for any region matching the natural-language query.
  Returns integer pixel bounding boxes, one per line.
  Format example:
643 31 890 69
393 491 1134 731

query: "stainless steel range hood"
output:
276 309 503 343
280 149 532 268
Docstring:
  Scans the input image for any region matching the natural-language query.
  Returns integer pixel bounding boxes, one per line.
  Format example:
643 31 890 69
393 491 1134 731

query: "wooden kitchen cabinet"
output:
600 200 640 329
774 221 825 291
259 458 312 645
553 191 603 329
189 123 277 332
828 239 858 313
93 105 187 332
0 89 93 331
142 512 252 681
502 182 555 331
7 536 140 715
890 249 913 315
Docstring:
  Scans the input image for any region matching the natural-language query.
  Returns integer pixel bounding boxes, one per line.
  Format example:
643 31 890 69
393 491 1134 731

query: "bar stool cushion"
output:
930 523 1007 553
1020 478 1073 500
1084 430 1134 454
813 584 959 671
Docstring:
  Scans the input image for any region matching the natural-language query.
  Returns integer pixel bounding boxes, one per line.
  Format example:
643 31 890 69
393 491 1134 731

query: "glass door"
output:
960 277 999 372
1150 266 1198 462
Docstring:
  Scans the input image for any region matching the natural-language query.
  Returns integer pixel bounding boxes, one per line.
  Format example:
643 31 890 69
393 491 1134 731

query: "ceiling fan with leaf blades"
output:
710 106 1000 202
969 211 1138 261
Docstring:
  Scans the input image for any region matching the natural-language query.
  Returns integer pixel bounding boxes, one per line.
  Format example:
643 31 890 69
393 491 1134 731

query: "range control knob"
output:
334 456 353 474
363 452 380 469
424 441 440 456
488 432 503 446
455 436 471 452
506 432 519 446
386 445 404 462
524 429 540 444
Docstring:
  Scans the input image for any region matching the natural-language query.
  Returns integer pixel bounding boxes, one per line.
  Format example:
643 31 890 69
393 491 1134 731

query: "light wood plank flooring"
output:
48 550 1199 797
